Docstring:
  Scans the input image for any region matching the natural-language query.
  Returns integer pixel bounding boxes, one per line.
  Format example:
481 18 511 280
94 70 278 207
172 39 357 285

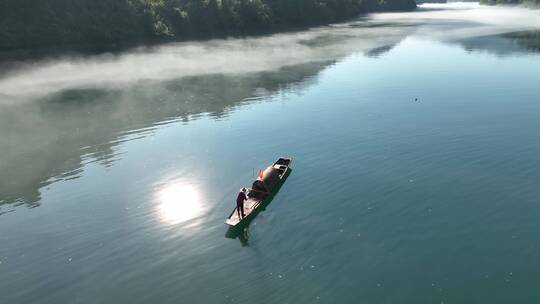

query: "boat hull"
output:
225 157 292 227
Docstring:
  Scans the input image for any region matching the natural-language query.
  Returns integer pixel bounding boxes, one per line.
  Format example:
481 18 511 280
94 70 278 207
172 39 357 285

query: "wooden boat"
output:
225 157 292 227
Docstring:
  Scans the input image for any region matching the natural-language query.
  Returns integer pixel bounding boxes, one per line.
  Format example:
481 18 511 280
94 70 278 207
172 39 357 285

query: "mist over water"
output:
2 3 540 304
2 2 540 102
385 2 540 26
0 25 410 102
376 2 540 37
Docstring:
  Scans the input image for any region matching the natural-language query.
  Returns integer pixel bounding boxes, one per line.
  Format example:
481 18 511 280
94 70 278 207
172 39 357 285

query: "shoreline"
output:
0 6 417 63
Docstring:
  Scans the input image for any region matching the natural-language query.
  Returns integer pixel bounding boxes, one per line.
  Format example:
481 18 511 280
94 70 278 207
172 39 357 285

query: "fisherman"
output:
236 188 247 219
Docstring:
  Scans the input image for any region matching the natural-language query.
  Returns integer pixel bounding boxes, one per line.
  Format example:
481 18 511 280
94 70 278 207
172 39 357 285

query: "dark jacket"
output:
236 192 247 207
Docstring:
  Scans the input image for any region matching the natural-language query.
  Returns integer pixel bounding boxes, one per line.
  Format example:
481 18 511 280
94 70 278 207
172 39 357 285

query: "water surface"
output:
2 3 540 303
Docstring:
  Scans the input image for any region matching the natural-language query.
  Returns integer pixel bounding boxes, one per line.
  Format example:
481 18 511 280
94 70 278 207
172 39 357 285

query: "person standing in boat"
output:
236 188 248 219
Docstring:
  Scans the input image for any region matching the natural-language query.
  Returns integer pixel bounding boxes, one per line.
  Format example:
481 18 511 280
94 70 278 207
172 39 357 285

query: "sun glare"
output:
156 183 203 225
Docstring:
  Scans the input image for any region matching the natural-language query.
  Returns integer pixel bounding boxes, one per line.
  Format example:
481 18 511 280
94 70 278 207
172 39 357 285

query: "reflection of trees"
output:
0 22 411 211
0 62 328 209
505 31 540 53
455 31 540 56
366 45 393 57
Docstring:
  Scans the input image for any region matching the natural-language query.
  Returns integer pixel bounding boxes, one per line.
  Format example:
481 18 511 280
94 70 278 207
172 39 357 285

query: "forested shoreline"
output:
480 0 540 6
0 0 416 52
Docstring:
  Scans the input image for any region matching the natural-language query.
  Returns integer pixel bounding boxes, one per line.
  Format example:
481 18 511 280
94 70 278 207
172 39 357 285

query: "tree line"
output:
0 0 416 51
480 0 540 5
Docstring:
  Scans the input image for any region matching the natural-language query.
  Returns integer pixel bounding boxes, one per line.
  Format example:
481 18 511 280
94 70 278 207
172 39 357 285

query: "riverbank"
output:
0 0 416 55
480 0 540 7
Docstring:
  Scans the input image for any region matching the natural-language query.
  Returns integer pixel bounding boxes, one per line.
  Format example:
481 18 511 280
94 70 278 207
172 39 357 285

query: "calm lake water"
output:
2 2 540 303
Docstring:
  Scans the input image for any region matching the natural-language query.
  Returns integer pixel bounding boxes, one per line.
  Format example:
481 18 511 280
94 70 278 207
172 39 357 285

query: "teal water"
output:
2 3 540 303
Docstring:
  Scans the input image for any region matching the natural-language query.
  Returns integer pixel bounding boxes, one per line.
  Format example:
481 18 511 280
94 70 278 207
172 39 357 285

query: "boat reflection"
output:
225 169 292 246
155 182 204 225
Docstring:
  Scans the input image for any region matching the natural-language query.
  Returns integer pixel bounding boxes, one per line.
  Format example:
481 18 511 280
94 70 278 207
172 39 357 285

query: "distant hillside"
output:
480 0 540 5
0 0 416 52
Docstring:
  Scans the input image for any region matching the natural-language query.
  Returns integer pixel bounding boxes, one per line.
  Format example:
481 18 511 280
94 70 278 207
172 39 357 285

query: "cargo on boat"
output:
225 157 292 227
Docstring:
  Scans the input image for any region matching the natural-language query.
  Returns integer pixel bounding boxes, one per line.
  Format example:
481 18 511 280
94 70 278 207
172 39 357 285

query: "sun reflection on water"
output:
155 182 203 225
